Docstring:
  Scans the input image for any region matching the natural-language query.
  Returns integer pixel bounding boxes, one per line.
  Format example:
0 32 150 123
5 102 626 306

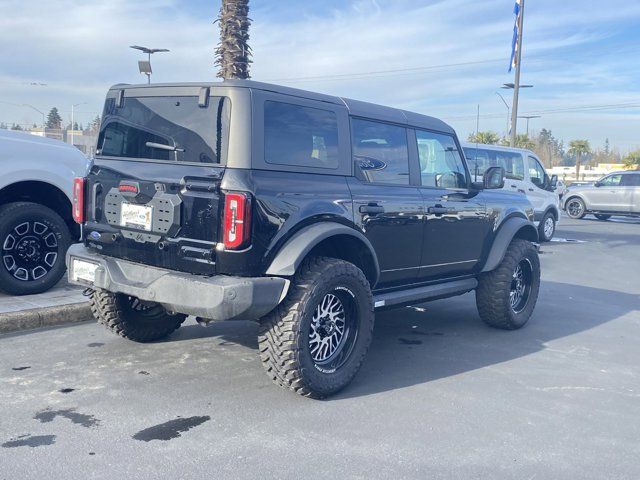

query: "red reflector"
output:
72 177 85 224
223 192 251 250
119 184 138 193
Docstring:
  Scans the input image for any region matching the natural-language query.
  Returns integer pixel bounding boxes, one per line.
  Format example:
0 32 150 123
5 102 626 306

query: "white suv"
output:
0 129 89 295
462 143 560 241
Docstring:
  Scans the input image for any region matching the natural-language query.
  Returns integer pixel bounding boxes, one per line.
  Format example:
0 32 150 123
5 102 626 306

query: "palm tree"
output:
568 140 591 181
623 150 640 170
467 131 500 145
500 134 535 150
215 0 252 79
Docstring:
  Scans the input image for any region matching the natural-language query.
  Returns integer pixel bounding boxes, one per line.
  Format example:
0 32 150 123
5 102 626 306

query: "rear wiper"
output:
145 141 185 152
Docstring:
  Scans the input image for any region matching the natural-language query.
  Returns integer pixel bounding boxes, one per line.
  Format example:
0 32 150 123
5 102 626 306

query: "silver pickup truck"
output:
0 129 89 295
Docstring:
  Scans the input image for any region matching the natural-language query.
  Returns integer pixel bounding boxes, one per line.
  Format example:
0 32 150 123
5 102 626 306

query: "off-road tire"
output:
565 197 586 219
538 212 556 242
476 239 540 330
90 289 186 342
258 257 374 399
0 202 72 295
594 214 611 221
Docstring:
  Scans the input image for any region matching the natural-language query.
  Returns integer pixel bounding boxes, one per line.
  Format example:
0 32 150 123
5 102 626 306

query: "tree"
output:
623 150 640 170
215 0 252 79
89 115 101 134
467 131 500 145
11 123 23 131
501 134 535 150
568 140 591 180
0 123 7 129
46 107 62 129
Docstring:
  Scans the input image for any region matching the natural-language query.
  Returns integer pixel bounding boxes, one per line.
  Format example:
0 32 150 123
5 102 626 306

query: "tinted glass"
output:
417 131 467 188
600 174 622 186
352 119 410 185
529 156 546 188
621 174 640 187
264 101 339 169
97 96 229 163
463 147 524 181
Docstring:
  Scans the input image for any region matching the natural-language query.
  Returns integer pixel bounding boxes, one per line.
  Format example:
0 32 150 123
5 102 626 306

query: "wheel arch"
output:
0 181 78 237
265 222 380 288
481 216 538 273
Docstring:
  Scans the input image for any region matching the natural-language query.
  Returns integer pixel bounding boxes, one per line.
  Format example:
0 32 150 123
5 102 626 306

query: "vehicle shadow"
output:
169 280 638 400
337 280 638 399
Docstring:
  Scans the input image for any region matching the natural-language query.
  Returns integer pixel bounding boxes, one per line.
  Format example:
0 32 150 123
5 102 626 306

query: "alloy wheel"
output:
2 221 59 282
510 259 533 314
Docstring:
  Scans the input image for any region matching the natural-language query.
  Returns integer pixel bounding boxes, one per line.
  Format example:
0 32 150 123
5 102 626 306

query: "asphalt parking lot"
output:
1 215 639 479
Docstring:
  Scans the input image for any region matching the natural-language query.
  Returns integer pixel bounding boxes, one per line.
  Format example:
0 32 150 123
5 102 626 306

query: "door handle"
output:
359 203 385 214
510 184 518 188
518 189 526 194
428 206 457 215
528 188 534 192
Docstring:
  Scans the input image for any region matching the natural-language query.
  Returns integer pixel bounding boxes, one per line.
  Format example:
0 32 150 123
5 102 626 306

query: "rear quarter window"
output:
264 101 339 169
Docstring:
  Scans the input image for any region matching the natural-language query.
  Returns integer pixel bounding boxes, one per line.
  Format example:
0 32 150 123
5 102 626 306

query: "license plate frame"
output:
120 202 153 231
71 258 98 285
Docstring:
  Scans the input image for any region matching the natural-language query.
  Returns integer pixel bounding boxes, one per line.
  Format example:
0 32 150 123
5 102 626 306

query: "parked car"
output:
0 130 89 295
461 143 560 241
562 171 640 220
67 80 541 398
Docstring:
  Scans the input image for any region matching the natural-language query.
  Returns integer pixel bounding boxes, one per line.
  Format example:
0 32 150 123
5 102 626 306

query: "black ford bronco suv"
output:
67 80 540 398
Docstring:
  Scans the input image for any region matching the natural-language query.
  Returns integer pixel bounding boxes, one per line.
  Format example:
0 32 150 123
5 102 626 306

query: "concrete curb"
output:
0 301 93 335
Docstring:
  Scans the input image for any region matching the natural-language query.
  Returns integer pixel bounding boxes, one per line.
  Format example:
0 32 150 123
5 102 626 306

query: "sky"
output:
0 0 639 153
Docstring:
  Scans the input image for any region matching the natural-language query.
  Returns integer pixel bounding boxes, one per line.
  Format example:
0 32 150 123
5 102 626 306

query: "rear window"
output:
97 95 230 164
264 101 339 169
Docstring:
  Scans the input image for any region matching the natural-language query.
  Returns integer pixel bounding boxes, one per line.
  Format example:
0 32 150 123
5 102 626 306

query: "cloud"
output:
0 0 638 150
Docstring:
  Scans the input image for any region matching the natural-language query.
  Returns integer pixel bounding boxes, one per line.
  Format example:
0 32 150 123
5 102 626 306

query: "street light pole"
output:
495 92 510 138
509 0 526 147
130 46 170 84
518 114 541 137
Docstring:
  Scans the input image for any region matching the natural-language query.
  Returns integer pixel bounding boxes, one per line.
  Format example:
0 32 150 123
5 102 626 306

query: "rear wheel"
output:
476 239 540 330
0 202 72 295
594 214 611 221
538 212 556 242
565 197 586 219
258 257 374 398
90 289 186 342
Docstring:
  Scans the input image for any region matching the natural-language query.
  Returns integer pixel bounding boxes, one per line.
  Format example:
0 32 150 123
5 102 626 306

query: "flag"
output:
509 0 522 72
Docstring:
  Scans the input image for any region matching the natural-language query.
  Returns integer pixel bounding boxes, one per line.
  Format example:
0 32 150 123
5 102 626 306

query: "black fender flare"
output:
481 216 538 273
265 222 380 286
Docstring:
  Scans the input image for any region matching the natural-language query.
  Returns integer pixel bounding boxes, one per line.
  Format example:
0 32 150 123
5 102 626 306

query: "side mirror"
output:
550 174 558 188
594 181 602 187
483 166 505 190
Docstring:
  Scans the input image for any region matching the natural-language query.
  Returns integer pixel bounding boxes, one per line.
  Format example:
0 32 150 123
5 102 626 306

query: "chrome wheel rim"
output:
309 291 358 371
2 221 59 282
567 200 583 218
543 217 554 238
310 293 346 362
510 259 533 314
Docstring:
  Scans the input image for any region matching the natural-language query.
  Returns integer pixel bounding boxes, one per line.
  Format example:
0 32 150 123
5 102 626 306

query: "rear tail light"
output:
223 192 251 250
72 177 85 224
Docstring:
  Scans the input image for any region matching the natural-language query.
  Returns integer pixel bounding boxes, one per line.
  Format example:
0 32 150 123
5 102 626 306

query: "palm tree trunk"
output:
215 0 252 79
575 153 581 181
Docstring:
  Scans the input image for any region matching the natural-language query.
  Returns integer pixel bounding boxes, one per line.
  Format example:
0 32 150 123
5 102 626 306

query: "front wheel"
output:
476 239 540 330
258 257 374 398
565 197 586 219
538 212 556 242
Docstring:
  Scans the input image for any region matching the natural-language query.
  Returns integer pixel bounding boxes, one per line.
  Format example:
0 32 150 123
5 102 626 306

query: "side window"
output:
264 101 339 169
621 174 640 187
528 157 546 188
417 131 467 188
600 174 622 186
463 148 523 181
352 118 410 185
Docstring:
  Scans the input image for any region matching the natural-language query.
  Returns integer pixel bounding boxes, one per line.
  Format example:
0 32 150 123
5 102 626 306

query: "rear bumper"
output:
66 244 289 321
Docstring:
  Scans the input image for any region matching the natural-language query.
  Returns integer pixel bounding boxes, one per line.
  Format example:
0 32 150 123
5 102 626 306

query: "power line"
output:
444 102 640 121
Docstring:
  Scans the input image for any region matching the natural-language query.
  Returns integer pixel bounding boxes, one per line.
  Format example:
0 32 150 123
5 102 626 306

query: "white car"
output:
0 129 89 295
462 142 560 241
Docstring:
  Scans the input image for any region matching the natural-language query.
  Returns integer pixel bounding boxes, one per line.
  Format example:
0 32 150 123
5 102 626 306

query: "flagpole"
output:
510 0 525 147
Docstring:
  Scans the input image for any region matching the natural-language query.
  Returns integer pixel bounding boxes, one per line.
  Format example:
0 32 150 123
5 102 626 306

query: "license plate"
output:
71 259 98 284
120 203 153 231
